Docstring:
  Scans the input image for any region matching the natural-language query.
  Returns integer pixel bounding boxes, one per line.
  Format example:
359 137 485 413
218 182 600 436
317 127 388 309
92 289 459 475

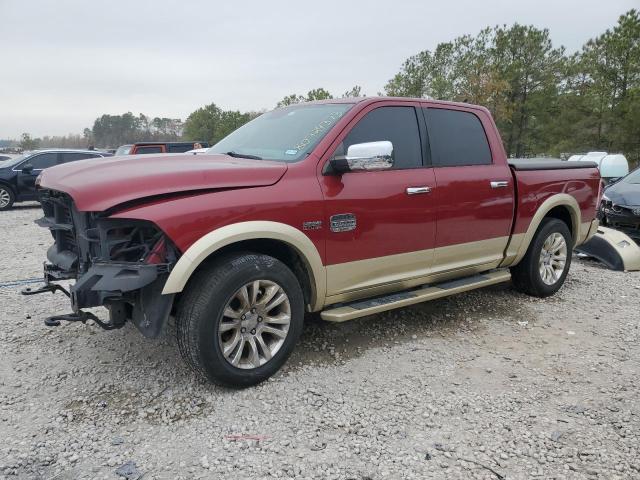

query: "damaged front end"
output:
25 189 179 337
599 198 640 244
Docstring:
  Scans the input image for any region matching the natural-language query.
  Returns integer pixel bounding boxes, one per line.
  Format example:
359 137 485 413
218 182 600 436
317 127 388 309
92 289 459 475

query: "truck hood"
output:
38 153 288 211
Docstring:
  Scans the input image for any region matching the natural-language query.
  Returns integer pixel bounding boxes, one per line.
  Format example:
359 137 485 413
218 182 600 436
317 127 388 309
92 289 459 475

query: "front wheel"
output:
176 252 304 387
0 185 15 211
511 218 573 297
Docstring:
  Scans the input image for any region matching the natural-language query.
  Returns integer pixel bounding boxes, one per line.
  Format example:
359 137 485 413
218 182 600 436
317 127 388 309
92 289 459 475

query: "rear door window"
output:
339 106 423 169
60 152 100 163
26 153 59 170
424 108 492 167
135 146 163 154
167 144 194 153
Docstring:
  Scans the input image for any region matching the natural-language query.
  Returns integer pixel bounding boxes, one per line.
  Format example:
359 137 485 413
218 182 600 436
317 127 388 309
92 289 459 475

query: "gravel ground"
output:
1 205 639 480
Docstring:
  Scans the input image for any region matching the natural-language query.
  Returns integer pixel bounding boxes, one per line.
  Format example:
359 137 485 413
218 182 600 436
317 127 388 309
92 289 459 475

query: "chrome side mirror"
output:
330 141 394 173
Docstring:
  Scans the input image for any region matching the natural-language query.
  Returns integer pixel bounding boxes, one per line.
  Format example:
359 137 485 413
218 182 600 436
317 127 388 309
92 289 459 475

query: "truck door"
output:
16 152 60 199
422 106 515 274
319 102 437 298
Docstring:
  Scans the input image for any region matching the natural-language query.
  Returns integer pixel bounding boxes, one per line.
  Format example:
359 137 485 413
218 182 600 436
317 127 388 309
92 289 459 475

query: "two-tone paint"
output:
37 97 601 314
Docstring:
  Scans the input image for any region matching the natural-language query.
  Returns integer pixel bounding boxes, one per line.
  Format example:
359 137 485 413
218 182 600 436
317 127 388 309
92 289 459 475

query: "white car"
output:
185 148 210 155
568 151 629 183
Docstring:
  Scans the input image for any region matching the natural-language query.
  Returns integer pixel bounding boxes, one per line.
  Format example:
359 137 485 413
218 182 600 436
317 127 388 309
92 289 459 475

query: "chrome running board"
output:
320 269 511 322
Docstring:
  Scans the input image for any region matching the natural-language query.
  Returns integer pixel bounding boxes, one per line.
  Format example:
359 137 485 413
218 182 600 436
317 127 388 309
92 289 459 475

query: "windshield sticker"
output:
285 149 298 155
295 111 344 151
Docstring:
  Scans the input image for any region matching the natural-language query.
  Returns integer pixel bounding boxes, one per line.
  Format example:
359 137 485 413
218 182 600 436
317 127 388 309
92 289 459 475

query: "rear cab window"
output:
167 144 196 153
337 106 423 169
135 146 164 154
423 108 492 167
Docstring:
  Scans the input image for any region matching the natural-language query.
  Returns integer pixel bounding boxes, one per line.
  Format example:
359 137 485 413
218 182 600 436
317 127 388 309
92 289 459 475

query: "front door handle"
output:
406 186 432 195
490 181 509 188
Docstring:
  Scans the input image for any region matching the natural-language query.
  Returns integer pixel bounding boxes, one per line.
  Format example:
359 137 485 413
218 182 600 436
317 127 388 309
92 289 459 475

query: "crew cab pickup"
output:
29 98 601 387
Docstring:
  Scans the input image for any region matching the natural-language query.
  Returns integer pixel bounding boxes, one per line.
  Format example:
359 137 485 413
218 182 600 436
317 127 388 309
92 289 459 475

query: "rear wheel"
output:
176 252 304 387
511 218 572 297
0 185 15 211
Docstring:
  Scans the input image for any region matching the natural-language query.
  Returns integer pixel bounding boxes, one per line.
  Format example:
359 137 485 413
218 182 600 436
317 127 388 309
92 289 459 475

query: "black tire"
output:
0 185 15 211
176 252 304 387
511 218 573 298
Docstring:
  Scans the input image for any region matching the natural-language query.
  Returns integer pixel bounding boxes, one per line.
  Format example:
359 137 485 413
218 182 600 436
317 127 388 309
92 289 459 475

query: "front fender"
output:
161 221 326 311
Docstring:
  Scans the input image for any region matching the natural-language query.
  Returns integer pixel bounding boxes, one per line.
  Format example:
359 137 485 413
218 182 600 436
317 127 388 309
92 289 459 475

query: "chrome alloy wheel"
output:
218 280 291 369
538 232 568 285
0 188 10 208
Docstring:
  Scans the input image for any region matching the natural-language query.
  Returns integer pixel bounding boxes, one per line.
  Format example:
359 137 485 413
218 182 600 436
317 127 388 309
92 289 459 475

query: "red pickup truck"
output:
30 97 600 387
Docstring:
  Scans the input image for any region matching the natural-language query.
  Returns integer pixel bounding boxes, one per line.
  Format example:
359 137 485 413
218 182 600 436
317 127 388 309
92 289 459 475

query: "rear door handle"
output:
490 181 509 188
406 186 432 195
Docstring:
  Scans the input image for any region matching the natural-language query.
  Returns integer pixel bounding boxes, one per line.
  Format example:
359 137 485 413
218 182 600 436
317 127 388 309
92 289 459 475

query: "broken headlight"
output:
92 218 177 265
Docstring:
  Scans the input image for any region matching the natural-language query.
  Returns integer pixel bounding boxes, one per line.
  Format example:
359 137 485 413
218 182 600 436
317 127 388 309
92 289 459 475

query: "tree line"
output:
385 9 640 163
11 10 639 166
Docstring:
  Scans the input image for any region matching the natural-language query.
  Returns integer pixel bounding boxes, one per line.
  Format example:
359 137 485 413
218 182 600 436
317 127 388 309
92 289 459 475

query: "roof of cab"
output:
132 141 207 146
31 148 103 153
295 96 491 113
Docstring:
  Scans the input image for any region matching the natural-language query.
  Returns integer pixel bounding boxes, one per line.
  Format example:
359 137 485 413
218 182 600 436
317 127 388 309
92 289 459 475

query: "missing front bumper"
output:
26 262 175 339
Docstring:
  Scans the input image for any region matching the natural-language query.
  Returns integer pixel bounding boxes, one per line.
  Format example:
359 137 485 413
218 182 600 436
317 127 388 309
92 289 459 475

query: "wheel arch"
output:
544 205 576 239
162 221 326 312
507 194 581 267
0 181 16 208
0 180 16 195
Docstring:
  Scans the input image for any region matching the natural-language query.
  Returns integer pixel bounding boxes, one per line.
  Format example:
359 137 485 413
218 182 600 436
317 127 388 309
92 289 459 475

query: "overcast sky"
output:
0 0 636 138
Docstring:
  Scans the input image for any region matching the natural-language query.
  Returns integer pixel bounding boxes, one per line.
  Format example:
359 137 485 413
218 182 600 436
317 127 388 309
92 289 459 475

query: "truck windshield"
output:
0 154 29 168
208 103 353 162
115 145 132 156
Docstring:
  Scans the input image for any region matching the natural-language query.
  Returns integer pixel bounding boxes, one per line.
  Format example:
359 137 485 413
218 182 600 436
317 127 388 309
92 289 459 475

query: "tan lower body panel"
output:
321 269 511 322
578 219 599 246
501 220 596 268
325 236 509 298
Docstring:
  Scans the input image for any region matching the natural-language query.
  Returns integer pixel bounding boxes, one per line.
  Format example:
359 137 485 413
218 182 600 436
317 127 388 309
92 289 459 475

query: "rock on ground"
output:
1 205 639 479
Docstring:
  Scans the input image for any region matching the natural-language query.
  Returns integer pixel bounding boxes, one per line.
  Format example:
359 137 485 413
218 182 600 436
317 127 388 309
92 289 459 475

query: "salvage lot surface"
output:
1 206 639 480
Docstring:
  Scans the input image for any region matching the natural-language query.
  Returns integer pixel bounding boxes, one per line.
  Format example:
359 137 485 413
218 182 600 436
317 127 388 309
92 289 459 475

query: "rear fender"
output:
0 180 16 195
501 193 582 268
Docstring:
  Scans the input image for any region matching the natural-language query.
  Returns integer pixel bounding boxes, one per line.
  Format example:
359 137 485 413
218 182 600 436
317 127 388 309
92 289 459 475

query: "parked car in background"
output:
600 166 640 243
31 97 600 387
114 142 209 156
0 149 112 210
568 151 629 184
